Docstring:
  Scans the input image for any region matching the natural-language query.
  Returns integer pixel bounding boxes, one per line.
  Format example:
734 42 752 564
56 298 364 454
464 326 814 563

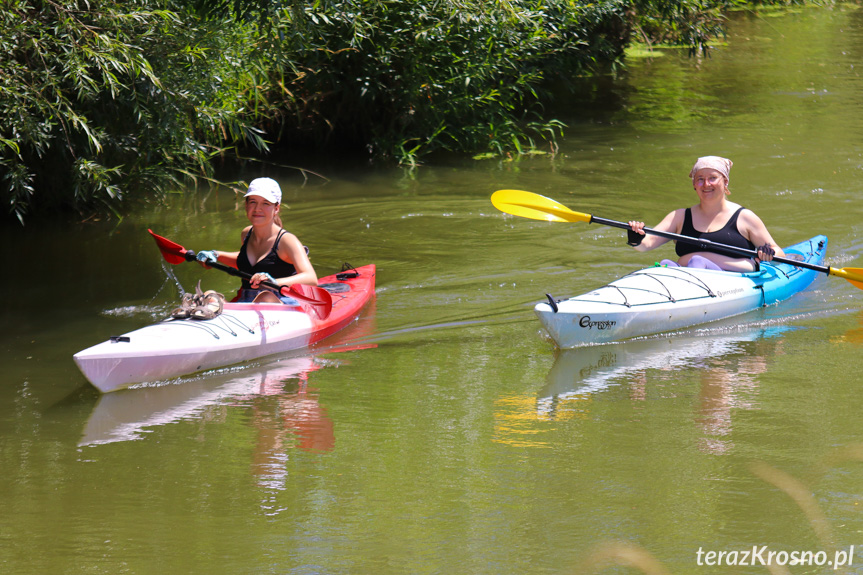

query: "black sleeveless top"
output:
237 229 297 289
675 207 756 257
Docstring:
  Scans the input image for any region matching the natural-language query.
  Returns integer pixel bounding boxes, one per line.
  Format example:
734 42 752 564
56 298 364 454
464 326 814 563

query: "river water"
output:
3 6 863 574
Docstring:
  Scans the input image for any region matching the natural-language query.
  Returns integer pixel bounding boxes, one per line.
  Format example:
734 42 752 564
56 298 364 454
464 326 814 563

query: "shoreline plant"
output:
0 0 787 223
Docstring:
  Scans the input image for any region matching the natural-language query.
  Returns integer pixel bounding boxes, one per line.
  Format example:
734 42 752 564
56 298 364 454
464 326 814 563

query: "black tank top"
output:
675 207 756 257
237 229 297 289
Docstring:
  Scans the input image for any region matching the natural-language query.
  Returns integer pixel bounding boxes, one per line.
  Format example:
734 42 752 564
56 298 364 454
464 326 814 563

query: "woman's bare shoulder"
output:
276 229 305 251
737 206 765 224
668 207 687 223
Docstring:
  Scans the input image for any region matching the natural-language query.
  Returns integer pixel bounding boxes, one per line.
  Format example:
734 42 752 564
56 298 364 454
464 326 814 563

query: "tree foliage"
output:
0 0 769 223
1 0 269 223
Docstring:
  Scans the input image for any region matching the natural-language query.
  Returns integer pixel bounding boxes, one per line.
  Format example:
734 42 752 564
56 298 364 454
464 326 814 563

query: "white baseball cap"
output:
244 177 282 204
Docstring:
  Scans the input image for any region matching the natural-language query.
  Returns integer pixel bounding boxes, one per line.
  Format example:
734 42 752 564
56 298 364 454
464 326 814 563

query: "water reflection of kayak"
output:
830 310 863 345
79 356 321 447
537 325 793 418
74 265 375 393
535 237 826 347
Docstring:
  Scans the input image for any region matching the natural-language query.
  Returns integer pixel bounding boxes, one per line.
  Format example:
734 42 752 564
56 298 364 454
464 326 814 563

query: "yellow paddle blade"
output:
491 190 592 224
832 267 863 290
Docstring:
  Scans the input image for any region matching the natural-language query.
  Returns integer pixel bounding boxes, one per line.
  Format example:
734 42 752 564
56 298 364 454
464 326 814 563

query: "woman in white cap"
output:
627 156 784 271
195 177 318 303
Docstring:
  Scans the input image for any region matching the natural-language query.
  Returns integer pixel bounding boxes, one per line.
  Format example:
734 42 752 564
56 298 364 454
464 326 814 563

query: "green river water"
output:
2 6 863 574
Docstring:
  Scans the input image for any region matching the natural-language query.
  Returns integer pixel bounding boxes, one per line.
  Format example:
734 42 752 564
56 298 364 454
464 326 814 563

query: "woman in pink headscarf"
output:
627 156 784 272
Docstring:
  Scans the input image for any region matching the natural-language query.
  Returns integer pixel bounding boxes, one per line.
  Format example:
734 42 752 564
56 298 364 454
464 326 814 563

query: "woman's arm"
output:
628 209 683 252
249 231 318 289
197 249 239 269
739 210 785 261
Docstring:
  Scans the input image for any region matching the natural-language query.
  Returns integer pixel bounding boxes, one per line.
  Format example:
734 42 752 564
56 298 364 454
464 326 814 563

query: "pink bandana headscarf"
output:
689 156 733 183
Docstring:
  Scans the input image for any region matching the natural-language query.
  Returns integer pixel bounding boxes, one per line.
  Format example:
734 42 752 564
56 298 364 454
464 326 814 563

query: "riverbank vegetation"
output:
1 0 797 223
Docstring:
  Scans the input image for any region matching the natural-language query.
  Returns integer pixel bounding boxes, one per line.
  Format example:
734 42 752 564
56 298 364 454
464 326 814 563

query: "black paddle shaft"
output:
588 215 829 275
183 250 291 297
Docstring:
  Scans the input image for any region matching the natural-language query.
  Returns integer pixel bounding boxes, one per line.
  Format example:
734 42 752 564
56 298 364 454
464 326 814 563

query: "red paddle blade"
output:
148 229 188 265
288 284 333 320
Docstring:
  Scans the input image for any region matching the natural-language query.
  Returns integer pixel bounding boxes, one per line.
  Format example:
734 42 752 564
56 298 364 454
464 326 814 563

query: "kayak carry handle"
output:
545 293 559 313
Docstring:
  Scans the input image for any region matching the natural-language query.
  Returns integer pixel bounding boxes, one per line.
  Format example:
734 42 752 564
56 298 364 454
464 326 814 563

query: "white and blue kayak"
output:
535 236 827 348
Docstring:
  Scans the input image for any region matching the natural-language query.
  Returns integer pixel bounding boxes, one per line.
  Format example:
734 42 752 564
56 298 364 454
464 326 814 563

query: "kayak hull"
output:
74 265 375 392
535 237 827 348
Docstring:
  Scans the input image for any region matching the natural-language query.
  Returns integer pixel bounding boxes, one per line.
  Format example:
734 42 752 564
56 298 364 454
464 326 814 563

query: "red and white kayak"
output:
74 264 375 393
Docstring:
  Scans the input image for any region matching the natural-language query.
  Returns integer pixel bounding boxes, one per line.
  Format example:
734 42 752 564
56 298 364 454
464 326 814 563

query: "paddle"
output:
490 189 863 290
148 229 333 319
